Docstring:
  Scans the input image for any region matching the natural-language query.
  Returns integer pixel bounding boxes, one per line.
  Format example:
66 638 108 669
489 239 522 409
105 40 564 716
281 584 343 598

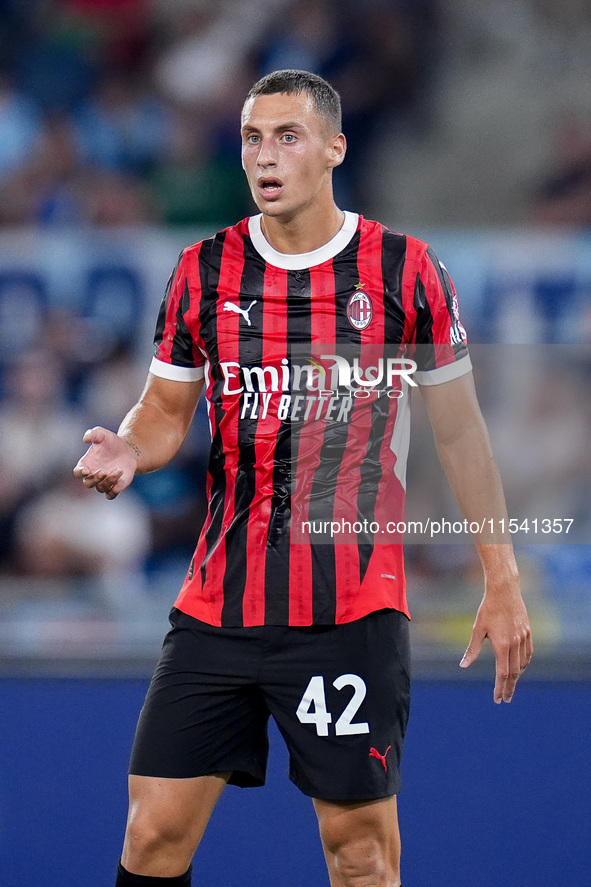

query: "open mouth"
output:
258 177 284 196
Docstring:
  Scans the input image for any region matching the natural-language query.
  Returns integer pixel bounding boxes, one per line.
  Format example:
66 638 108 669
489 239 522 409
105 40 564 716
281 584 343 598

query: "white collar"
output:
248 211 359 270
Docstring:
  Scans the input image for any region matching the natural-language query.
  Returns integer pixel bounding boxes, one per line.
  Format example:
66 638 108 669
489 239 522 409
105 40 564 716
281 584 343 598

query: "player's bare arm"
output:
420 371 533 703
73 374 204 500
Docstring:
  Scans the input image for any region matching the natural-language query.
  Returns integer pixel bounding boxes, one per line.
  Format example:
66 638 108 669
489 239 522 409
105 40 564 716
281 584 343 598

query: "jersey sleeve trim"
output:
149 356 205 382
414 354 472 386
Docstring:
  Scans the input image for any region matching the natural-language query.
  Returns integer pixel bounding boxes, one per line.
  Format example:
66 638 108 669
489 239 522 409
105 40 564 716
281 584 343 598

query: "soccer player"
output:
74 70 533 887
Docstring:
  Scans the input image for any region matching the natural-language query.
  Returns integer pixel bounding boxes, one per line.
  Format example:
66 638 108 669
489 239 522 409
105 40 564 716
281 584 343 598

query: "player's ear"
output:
327 133 346 169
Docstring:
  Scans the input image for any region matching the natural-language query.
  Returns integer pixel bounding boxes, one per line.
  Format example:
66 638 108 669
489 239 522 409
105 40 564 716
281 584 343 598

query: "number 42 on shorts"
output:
296 674 369 737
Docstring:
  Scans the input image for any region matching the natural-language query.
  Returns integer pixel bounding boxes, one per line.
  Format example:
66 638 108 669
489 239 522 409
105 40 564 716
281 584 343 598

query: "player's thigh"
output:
313 794 401 851
125 772 229 845
313 795 401 882
262 609 411 801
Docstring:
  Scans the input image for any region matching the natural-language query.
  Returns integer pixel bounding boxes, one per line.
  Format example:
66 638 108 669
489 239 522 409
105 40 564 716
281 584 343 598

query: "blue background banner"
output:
0 676 589 887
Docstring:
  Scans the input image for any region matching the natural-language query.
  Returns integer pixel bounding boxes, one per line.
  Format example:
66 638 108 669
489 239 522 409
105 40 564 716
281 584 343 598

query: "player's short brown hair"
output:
245 69 342 134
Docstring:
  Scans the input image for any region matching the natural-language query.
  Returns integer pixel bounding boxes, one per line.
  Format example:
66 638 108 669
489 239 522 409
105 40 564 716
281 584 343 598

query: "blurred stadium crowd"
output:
0 0 590 664
1 0 591 229
0 0 441 226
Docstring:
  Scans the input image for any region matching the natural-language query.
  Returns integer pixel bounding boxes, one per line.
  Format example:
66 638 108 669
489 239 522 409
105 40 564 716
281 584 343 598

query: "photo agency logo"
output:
316 353 417 393
219 347 418 422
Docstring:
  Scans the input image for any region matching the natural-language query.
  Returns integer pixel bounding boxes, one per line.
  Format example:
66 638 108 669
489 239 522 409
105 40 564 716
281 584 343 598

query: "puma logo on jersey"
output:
369 745 391 771
224 300 257 326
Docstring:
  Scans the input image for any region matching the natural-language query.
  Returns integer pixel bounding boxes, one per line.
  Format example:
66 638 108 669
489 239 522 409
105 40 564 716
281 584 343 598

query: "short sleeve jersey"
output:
151 213 470 627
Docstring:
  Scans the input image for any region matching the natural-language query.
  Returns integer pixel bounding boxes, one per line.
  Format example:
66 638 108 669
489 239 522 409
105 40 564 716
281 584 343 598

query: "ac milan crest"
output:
347 288 373 330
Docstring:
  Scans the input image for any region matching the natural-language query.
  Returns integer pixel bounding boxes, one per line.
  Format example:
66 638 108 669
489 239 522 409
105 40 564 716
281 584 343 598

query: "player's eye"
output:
282 133 297 143
246 134 260 143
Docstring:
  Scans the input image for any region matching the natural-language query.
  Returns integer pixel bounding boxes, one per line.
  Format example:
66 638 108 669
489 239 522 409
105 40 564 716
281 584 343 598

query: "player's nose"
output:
256 138 278 167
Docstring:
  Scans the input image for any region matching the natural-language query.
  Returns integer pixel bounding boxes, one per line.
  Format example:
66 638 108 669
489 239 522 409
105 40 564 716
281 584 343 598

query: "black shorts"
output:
129 607 411 801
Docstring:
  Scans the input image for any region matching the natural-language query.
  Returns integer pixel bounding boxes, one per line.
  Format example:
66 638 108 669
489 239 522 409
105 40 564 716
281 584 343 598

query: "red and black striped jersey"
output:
151 213 470 627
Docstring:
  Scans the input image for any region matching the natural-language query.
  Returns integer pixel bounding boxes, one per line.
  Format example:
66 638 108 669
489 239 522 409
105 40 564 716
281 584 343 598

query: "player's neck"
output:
260 201 345 255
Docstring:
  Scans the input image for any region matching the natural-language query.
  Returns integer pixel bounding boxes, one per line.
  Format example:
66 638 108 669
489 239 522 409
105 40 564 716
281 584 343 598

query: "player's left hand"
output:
460 586 533 704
